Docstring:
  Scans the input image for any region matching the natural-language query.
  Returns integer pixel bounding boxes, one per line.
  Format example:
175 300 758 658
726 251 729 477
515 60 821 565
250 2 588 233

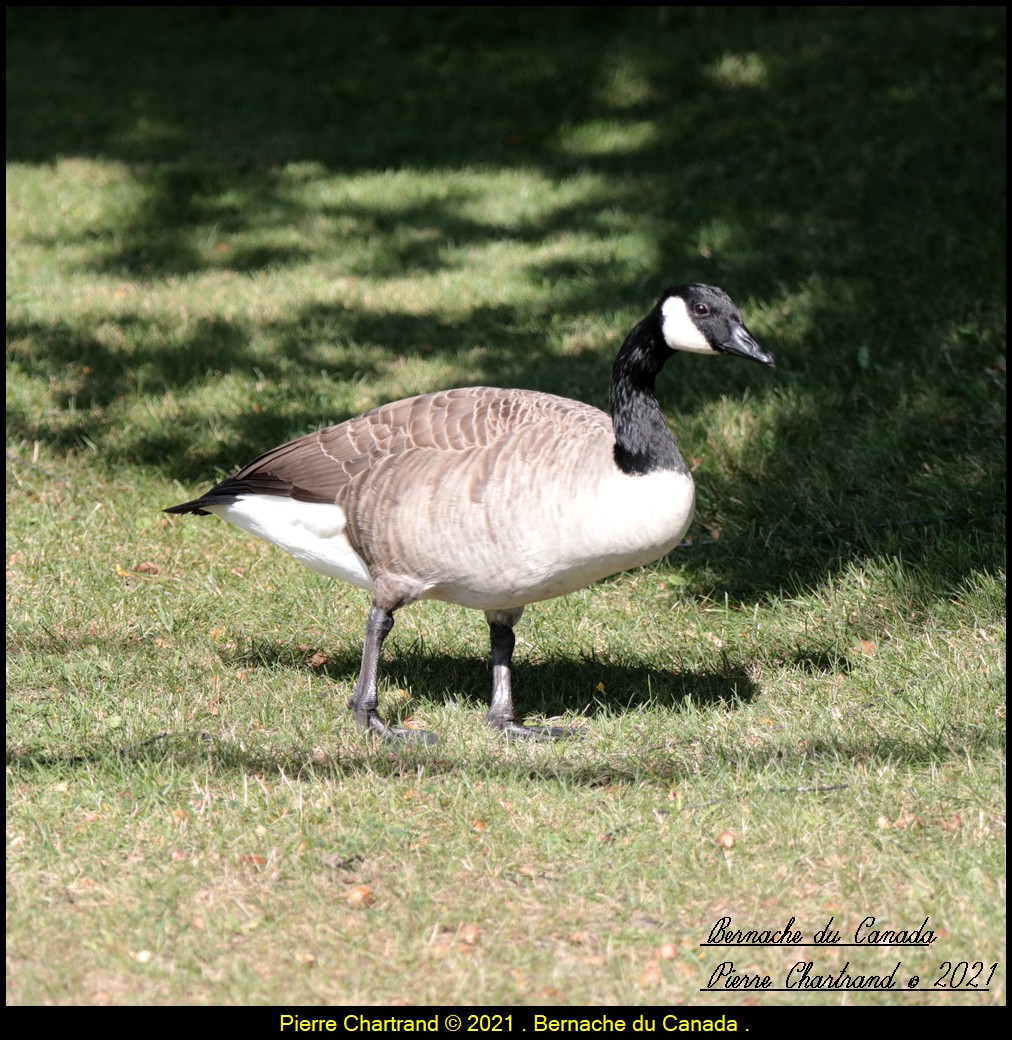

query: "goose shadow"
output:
229 637 762 721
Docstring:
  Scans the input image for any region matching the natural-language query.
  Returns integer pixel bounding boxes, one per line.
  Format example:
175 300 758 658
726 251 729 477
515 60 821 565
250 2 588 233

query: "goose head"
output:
659 284 776 367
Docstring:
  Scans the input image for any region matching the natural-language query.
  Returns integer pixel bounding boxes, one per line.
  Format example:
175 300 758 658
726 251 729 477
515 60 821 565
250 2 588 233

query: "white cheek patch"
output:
661 296 716 354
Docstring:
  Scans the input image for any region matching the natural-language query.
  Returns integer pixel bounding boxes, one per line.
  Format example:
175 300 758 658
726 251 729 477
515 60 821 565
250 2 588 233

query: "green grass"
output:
6 7 1005 1006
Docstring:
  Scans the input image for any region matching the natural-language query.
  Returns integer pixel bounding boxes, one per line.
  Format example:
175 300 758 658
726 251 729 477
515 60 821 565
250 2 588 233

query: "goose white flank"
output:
166 284 776 742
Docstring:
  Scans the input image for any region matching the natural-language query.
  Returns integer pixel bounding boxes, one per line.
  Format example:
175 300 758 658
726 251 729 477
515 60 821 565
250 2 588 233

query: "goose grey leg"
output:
485 609 579 740
348 606 435 744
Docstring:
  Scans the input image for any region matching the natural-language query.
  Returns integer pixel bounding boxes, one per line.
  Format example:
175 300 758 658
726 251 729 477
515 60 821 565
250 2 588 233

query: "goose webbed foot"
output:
378 722 439 746
486 712 584 741
350 704 438 745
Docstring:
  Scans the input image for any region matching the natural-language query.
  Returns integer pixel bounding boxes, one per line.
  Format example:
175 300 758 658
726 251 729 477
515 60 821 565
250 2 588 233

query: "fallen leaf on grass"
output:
345 884 374 908
458 924 481 945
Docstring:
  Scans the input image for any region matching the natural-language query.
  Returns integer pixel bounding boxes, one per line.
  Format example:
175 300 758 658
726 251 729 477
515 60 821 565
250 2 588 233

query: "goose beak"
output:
723 325 776 367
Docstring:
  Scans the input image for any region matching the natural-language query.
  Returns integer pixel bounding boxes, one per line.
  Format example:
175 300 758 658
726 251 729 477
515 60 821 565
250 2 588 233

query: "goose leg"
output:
348 606 436 744
485 610 579 740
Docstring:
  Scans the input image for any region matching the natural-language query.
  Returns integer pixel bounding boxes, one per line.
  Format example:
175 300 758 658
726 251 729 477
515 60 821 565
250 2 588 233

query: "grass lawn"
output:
6 7 1005 1006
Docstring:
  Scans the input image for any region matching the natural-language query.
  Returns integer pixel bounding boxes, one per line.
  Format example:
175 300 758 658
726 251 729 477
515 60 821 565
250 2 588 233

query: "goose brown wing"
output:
165 387 612 517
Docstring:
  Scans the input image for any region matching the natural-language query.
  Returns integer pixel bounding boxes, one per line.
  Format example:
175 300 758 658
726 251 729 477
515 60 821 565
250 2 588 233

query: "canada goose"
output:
166 284 775 741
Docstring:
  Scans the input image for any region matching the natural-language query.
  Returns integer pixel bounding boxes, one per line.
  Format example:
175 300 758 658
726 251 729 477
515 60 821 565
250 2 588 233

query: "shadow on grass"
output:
8 701 1003 790
7 8 1005 608
230 636 762 718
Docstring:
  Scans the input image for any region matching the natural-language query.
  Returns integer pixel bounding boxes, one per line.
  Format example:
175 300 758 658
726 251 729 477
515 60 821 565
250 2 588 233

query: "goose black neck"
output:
610 314 687 476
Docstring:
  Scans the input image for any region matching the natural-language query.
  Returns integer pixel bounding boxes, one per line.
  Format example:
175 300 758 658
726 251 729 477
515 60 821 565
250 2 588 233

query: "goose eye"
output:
693 303 709 317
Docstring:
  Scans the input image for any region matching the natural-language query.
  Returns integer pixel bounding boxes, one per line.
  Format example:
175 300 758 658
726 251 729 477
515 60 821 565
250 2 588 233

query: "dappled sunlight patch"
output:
706 52 770 90
558 120 660 158
599 55 659 110
6 159 146 240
